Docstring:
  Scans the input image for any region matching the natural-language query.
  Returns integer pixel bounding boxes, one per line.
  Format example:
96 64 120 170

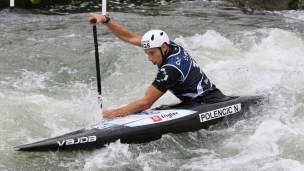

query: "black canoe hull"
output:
14 95 264 151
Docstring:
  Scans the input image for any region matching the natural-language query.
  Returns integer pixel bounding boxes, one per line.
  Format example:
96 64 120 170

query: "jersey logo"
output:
183 50 190 61
204 78 209 84
176 56 181 65
156 68 168 82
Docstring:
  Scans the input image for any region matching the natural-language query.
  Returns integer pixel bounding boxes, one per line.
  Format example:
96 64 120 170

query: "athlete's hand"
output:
102 109 113 118
88 13 105 26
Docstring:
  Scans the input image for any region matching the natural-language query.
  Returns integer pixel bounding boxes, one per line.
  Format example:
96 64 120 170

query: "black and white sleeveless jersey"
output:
152 41 214 102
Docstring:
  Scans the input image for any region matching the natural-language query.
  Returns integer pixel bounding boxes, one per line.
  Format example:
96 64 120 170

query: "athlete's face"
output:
144 48 162 66
144 44 168 66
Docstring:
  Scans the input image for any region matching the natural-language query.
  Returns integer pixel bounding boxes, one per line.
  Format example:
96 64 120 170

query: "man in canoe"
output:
88 13 231 118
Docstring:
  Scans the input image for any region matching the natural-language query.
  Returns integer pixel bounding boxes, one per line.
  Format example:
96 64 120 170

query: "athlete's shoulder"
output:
168 41 190 57
169 41 181 46
169 41 185 49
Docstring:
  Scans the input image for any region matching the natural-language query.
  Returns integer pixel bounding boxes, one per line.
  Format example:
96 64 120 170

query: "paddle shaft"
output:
93 0 106 108
91 18 102 108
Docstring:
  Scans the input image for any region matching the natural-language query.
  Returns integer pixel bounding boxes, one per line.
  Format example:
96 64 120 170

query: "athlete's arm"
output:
88 13 142 47
102 85 165 118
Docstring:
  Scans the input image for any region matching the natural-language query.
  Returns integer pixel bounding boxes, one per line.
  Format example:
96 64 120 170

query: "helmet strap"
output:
158 43 168 64
158 47 165 61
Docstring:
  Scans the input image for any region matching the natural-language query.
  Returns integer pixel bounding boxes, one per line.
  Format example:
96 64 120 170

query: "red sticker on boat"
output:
151 115 162 122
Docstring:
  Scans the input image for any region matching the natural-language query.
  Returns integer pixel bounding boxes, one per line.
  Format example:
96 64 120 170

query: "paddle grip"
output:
91 18 97 24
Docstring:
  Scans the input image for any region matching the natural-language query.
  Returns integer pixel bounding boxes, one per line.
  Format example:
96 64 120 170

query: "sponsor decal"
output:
199 104 241 122
126 110 196 127
150 112 179 122
161 112 178 119
91 123 117 129
139 110 160 115
57 135 97 146
151 115 162 122
92 124 107 129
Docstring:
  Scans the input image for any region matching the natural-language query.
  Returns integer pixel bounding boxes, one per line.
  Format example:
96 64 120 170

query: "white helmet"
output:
141 30 170 49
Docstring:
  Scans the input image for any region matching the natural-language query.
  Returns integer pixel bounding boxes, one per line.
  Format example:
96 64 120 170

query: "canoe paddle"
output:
91 18 102 108
91 0 107 108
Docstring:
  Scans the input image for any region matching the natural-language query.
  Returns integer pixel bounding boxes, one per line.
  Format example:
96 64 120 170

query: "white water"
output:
1 1 304 170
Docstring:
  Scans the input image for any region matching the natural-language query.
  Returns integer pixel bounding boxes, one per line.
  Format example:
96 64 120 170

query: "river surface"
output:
1 0 304 170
